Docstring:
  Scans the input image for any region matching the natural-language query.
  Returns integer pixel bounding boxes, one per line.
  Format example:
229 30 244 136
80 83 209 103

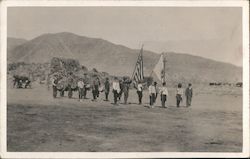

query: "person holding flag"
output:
136 80 143 105
131 45 145 105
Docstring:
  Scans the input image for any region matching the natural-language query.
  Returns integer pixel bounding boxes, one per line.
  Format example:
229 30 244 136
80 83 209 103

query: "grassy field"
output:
7 83 242 152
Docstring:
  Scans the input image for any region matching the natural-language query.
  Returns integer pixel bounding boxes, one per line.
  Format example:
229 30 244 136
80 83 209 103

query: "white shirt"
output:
137 83 143 91
149 85 156 94
176 88 183 95
113 81 120 92
77 81 84 89
160 86 168 96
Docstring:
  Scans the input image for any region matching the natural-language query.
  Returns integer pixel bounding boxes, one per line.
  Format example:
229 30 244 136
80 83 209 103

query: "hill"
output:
7 37 27 61
8 32 242 84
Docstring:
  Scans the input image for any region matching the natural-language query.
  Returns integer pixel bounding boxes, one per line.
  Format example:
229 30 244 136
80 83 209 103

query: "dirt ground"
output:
7 82 242 152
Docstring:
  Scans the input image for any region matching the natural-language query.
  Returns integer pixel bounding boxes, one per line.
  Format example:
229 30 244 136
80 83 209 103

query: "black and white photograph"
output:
0 0 249 158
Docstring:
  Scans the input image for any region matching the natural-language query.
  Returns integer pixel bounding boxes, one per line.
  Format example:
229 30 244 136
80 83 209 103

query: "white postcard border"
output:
0 0 249 158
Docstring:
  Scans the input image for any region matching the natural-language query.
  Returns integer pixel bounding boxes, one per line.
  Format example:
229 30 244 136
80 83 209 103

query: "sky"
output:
7 7 242 66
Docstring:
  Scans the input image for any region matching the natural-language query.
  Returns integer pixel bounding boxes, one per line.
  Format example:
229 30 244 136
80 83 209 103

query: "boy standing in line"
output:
176 83 184 107
92 77 99 101
77 78 84 102
136 80 143 105
160 82 168 108
148 82 156 108
122 77 132 104
185 83 193 107
149 82 156 108
104 77 110 101
112 77 121 105
52 75 58 98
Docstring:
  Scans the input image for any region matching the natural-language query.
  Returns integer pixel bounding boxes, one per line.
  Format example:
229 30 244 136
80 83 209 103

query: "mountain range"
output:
7 32 242 83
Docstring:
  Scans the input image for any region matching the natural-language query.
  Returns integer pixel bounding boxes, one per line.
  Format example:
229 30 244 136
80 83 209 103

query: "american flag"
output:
132 46 144 83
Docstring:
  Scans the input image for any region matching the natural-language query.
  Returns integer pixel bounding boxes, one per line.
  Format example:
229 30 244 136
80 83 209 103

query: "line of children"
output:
148 81 193 108
78 78 192 108
53 74 193 108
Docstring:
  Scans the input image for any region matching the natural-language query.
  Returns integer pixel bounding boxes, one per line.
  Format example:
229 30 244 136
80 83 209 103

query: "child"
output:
154 82 159 104
176 83 183 107
77 78 84 101
160 82 168 108
112 77 121 105
149 82 156 108
185 83 193 107
104 78 110 101
92 77 99 101
137 81 143 105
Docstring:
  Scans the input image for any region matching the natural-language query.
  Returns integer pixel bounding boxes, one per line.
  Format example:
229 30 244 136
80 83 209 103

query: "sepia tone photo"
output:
2 2 248 157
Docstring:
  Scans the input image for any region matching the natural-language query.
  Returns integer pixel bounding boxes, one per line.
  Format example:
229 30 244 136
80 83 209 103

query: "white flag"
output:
153 54 165 82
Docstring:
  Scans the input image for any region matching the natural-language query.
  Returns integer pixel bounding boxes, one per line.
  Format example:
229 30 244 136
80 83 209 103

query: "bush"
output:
92 68 98 73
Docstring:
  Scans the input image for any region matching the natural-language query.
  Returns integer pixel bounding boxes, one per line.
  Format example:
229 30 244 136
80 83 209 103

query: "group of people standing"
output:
148 82 193 108
52 75 193 108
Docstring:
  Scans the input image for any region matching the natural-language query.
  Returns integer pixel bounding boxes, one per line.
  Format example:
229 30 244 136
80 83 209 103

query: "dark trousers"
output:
113 90 119 104
137 91 143 104
154 93 158 103
68 87 73 98
78 88 84 99
92 89 98 100
118 91 122 101
149 93 156 106
124 91 129 104
186 96 192 106
161 94 167 108
53 86 57 98
105 91 109 100
60 90 64 97
83 87 87 98
176 94 182 107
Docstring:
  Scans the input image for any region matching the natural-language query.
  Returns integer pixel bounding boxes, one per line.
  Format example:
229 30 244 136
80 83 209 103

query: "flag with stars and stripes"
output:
132 46 144 83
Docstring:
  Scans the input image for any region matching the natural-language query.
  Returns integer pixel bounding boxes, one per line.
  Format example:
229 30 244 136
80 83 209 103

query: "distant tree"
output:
81 65 88 71
101 71 109 76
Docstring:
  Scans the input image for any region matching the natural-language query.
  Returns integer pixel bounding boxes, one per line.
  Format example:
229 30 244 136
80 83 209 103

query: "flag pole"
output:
163 52 166 83
141 44 144 79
